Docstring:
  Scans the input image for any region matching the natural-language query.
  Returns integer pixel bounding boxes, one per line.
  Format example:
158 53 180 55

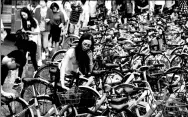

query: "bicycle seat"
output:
118 38 127 41
80 27 90 32
150 72 165 77
91 30 100 35
150 50 163 55
124 47 136 51
114 84 146 95
109 97 128 105
22 77 36 83
139 66 150 71
105 63 119 69
153 64 164 68
175 53 188 57
113 55 128 59
91 70 107 76
109 103 129 111
130 52 146 56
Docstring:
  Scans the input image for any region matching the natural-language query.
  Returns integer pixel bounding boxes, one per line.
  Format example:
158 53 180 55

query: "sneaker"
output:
42 52 46 60
48 47 53 51
37 59 43 67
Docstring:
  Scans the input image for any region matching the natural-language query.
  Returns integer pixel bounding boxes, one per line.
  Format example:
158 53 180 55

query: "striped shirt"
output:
70 4 83 24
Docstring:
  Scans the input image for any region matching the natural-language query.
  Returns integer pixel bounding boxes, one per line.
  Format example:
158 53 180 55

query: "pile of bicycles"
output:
1 11 188 117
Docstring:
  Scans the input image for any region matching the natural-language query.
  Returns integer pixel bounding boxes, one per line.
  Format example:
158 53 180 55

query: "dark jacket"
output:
34 7 53 32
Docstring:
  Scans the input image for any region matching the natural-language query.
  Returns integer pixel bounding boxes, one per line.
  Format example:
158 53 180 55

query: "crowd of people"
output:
1 0 188 99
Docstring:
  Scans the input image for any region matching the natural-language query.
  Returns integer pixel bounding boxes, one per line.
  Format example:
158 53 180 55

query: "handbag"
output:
15 29 29 41
15 29 29 49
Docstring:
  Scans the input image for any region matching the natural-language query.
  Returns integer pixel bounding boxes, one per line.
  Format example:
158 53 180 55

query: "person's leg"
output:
74 23 80 36
28 41 38 71
18 49 27 78
41 32 44 52
43 31 50 52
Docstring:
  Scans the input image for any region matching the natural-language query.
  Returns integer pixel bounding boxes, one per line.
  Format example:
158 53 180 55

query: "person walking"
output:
34 0 53 60
68 1 83 36
50 2 66 51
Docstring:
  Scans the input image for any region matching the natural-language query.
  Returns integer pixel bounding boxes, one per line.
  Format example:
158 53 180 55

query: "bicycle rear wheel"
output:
28 95 63 116
21 78 53 102
51 49 67 62
33 64 58 82
61 35 79 50
1 97 34 117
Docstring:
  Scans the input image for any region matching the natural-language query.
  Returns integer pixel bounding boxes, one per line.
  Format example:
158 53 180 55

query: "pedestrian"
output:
1 50 26 98
59 33 94 90
80 0 90 27
68 1 83 36
134 0 149 14
15 7 41 78
34 0 53 60
50 2 66 51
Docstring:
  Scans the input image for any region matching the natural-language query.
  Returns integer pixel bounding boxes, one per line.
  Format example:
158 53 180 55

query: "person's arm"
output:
87 50 94 72
33 8 40 24
59 48 74 90
26 19 40 35
131 0 135 15
59 12 65 26
45 8 53 23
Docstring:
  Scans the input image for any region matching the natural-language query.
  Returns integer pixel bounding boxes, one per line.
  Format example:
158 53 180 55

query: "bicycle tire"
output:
170 55 183 67
20 78 53 102
170 47 183 59
1 97 34 117
33 64 58 82
61 35 79 50
28 95 64 116
144 53 170 71
51 49 67 62
103 69 125 85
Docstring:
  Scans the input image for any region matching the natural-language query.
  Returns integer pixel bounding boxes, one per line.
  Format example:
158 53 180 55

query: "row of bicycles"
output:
1 12 188 117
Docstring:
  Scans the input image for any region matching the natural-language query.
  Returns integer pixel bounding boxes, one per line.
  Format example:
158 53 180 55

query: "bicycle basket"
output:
57 86 82 105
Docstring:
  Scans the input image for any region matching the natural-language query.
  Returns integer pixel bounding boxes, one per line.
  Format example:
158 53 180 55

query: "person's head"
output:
3 50 26 70
79 33 94 52
20 7 32 20
20 7 37 29
75 33 94 74
50 2 59 13
40 0 47 8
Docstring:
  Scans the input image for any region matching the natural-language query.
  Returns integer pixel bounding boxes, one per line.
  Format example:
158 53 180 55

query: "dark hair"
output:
20 7 37 30
62 0 69 7
75 33 94 75
50 2 59 10
7 50 26 67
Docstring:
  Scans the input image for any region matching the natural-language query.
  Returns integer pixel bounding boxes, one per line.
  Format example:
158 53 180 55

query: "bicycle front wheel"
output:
1 97 34 117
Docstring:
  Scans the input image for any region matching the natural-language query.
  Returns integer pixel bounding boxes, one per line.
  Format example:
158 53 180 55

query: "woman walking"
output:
50 2 66 51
